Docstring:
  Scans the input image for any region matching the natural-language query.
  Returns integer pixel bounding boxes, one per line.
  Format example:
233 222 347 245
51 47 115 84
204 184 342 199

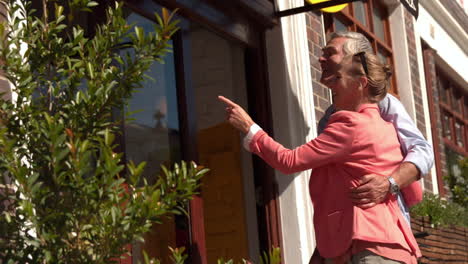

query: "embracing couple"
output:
218 31 433 264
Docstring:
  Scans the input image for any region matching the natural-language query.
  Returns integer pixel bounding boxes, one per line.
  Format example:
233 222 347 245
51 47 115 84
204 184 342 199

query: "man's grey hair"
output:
329 31 373 55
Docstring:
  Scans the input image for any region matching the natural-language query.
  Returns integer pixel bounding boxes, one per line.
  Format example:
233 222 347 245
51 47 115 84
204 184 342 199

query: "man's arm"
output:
350 94 434 208
350 162 420 208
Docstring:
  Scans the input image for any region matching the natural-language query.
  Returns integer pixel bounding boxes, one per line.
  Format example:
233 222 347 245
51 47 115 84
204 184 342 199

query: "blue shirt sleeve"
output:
377 94 434 176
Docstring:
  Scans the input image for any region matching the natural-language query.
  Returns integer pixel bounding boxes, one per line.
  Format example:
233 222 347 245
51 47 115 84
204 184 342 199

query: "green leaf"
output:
135 26 144 44
87 62 94 79
87 1 99 7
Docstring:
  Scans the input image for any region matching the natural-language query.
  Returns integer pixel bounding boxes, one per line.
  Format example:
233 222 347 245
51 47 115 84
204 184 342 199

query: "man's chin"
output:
320 75 335 87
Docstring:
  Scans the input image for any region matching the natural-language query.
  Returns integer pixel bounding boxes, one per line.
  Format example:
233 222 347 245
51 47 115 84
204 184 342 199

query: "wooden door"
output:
197 122 249 263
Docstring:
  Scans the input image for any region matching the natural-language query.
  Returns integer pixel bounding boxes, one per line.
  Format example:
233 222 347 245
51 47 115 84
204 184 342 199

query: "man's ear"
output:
358 76 368 89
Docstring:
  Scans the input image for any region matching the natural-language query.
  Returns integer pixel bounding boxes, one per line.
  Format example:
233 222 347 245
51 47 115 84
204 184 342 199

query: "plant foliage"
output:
411 193 468 228
444 157 468 208
0 0 207 263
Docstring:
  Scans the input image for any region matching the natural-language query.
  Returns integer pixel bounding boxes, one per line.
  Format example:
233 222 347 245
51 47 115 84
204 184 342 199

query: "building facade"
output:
1 0 466 263
117 0 468 263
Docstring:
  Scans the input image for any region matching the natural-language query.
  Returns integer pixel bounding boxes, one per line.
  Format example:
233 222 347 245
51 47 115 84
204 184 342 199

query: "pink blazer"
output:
249 104 421 258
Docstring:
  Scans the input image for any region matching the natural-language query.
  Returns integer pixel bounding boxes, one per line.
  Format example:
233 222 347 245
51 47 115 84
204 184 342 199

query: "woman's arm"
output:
248 116 355 174
219 94 356 174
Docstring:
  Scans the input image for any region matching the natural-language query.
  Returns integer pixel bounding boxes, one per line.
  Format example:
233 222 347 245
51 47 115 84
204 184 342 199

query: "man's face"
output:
327 56 364 111
319 37 348 87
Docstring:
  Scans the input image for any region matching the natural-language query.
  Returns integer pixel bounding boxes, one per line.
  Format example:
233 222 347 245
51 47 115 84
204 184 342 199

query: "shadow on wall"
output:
265 26 316 196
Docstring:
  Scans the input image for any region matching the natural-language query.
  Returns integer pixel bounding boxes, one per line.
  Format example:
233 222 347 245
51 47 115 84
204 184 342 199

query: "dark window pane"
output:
334 17 348 32
455 121 464 148
372 6 385 41
377 48 388 64
443 112 452 140
353 1 368 27
445 147 463 178
437 76 448 104
464 97 468 119
452 88 463 114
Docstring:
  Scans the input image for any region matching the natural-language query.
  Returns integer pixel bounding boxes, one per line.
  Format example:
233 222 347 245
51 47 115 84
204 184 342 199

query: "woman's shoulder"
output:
329 110 367 125
329 104 379 125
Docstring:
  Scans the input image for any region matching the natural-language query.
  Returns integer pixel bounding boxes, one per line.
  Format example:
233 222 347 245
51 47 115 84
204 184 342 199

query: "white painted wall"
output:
387 3 417 120
417 2 468 86
265 0 317 263
416 2 468 192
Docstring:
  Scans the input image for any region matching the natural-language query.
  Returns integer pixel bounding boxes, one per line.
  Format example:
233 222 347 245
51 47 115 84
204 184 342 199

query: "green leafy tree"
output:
0 0 207 263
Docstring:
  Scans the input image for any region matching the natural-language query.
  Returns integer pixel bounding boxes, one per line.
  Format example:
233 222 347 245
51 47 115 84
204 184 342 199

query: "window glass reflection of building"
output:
123 12 181 184
120 11 181 263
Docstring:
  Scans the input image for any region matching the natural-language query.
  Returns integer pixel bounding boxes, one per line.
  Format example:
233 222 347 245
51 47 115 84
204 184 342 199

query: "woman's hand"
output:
218 95 255 134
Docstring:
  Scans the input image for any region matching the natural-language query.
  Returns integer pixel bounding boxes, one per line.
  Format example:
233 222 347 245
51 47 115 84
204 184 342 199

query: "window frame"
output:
436 68 468 156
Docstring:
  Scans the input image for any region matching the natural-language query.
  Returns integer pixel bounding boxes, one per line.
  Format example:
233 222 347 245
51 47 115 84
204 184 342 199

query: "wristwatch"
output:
387 176 400 194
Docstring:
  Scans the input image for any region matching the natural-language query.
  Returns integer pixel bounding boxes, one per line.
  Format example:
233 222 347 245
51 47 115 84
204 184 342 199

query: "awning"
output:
276 0 419 19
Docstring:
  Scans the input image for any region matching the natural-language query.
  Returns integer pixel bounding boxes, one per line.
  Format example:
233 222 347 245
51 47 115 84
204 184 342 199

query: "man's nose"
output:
319 56 326 63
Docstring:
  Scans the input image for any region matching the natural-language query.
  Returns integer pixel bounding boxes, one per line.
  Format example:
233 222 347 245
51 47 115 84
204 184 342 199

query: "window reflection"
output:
353 1 368 27
334 17 348 32
445 148 463 178
123 13 180 184
121 11 181 263
443 112 452 140
372 6 385 41
452 89 462 114
455 122 464 148
437 77 448 104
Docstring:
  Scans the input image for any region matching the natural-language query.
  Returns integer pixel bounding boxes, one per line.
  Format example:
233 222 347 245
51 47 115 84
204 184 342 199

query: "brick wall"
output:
404 9 426 137
411 215 468 263
305 12 332 128
403 9 439 194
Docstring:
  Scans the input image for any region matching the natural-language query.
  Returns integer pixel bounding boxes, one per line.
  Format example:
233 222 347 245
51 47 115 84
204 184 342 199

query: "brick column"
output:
305 11 332 128
403 9 439 194
404 9 426 136
422 46 447 197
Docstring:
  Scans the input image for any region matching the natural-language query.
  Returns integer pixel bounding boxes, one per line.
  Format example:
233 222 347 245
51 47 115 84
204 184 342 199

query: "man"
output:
310 31 434 262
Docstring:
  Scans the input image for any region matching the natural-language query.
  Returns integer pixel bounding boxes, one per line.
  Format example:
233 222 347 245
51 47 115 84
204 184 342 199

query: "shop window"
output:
118 11 183 263
324 0 397 95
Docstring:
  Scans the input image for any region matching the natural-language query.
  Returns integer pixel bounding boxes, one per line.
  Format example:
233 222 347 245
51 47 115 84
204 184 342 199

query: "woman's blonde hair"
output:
343 52 392 103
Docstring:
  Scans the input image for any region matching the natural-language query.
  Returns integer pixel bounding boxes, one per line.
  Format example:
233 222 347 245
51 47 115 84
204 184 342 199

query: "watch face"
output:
388 177 399 194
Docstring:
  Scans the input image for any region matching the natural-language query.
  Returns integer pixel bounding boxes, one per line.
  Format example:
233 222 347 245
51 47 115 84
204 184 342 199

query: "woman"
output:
218 53 421 263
